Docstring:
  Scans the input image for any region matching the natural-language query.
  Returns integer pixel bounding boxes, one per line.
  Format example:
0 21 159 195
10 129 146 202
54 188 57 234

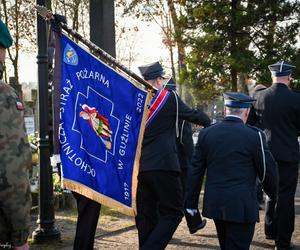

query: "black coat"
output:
186 116 278 223
177 120 194 170
248 83 300 163
140 91 210 172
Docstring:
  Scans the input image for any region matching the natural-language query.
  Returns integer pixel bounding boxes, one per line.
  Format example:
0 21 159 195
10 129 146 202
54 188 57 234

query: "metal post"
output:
90 0 116 57
32 0 60 243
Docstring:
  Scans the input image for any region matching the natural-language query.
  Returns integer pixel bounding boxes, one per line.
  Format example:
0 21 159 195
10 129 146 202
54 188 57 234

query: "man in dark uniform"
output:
163 78 195 191
249 84 267 209
248 61 300 250
136 62 210 249
186 92 278 250
164 78 207 234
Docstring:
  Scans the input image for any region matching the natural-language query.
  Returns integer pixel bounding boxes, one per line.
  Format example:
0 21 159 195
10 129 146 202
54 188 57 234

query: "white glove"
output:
186 209 198 216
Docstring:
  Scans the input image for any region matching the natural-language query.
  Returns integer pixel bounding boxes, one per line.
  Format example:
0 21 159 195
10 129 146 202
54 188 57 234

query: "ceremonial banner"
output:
58 33 149 216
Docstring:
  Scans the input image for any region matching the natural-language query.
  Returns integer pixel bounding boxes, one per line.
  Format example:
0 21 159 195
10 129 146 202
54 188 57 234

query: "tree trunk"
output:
167 0 186 74
167 0 187 98
238 73 249 94
230 0 238 91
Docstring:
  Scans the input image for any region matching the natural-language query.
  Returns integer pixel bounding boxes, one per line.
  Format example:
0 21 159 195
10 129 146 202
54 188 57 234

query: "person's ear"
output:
245 108 250 118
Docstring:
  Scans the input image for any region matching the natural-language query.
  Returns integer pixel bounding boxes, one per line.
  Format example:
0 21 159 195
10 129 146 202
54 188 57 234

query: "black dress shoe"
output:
184 209 207 234
189 219 207 234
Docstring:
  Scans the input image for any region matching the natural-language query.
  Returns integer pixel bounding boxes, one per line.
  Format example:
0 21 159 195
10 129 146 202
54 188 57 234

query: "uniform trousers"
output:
73 192 101 250
214 219 255 250
135 171 184 250
264 161 299 248
180 167 188 193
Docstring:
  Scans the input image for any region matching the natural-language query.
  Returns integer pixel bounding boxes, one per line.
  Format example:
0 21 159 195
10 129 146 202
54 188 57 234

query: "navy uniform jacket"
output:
177 120 194 170
248 83 300 163
186 116 278 223
140 91 210 173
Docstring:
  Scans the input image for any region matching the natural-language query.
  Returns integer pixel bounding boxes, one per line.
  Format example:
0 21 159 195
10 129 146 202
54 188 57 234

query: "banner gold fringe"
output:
60 33 154 217
63 178 135 216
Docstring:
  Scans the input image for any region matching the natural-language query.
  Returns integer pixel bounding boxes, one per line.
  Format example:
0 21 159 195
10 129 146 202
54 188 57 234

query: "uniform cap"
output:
268 61 295 77
0 20 13 48
138 61 165 80
223 92 255 108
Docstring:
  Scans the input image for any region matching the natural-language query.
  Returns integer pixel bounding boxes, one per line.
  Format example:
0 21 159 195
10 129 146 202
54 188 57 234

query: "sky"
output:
7 18 170 84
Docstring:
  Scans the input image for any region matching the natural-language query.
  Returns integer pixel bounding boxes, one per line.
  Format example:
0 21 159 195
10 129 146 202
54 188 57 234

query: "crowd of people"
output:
1 18 299 250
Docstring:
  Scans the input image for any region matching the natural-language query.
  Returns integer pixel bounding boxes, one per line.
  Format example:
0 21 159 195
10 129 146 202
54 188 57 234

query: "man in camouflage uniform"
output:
0 20 32 250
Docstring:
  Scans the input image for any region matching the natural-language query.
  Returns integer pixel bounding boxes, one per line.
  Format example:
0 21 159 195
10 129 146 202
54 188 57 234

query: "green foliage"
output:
179 0 300 100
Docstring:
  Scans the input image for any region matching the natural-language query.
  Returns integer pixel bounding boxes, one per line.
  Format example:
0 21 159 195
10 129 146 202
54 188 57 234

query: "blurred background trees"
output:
117 0 300 107
178 0 300 103
0 0 36 84
1 0 300 109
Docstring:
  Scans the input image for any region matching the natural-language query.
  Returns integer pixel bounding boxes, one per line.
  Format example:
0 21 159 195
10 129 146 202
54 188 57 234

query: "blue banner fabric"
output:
59 33 149 216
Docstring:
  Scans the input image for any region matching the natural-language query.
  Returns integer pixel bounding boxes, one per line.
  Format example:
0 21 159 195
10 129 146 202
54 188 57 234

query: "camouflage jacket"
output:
0 80 32 247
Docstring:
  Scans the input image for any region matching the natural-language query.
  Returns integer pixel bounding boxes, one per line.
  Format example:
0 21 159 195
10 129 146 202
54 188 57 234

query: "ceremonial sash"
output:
146 89 170 127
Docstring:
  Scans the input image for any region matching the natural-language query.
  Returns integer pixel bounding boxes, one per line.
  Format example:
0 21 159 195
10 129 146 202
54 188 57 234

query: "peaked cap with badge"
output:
138 61 165 80
268 60 295 77
223 92 255 109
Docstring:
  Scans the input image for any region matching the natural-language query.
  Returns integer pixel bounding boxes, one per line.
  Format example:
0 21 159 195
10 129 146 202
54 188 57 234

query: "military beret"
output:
223 92 255 108
268 61 295 77
138 61 165 80
0 20 12 48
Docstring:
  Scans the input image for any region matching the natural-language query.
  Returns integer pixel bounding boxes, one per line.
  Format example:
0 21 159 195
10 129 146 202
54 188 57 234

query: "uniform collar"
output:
223 115 244 123
271 82 289 89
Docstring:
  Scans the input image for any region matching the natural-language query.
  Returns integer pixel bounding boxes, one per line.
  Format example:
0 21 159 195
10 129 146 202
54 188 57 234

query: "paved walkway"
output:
30 179 300 250
91 182 300 250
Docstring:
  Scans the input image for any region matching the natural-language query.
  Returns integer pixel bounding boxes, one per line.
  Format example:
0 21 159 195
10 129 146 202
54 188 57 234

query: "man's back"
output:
186 91 278 250
250 83 300 162
140 89 210 172
198 117 266 223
